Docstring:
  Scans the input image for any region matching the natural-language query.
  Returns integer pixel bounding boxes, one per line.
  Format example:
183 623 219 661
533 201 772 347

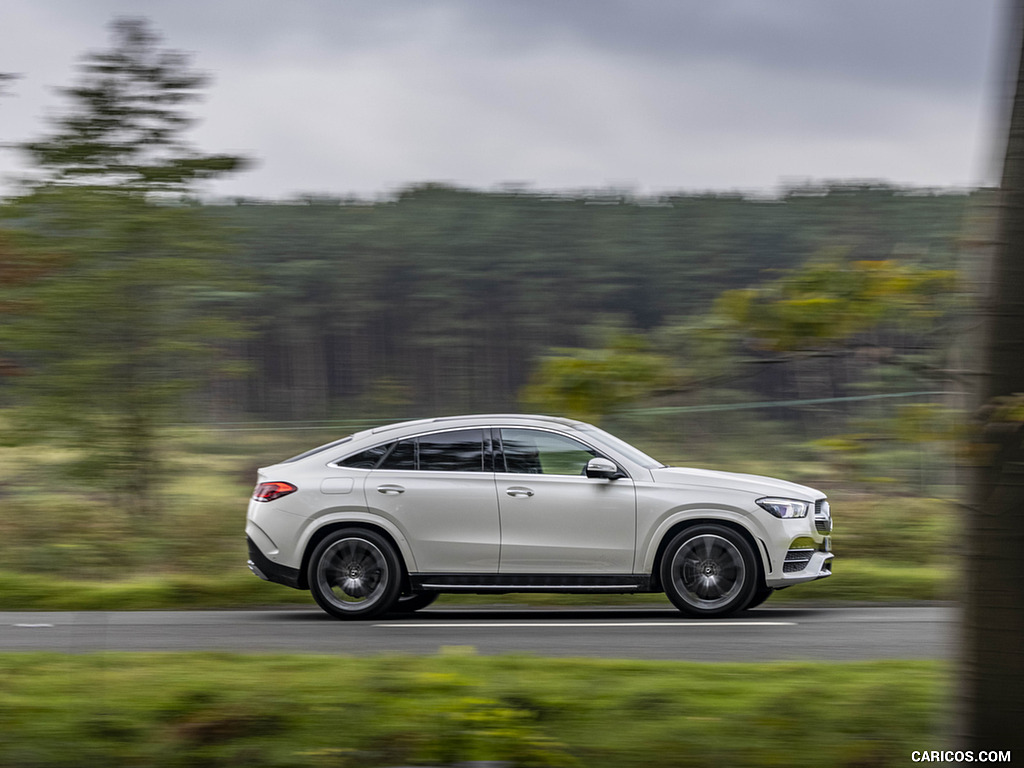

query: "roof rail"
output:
432 413 582 426
370 413 585 434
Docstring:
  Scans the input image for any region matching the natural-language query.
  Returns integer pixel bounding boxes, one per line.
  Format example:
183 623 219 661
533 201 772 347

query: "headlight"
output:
756 497 811 519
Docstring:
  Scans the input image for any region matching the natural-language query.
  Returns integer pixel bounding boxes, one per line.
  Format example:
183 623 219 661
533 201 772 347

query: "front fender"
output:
636 504 772 577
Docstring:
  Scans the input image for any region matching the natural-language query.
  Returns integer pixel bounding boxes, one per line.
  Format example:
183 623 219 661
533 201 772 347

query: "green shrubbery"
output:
0 653 946 767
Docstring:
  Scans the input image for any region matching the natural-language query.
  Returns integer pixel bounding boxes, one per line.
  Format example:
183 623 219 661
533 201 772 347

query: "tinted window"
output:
500 429 598 476
378 440 416 470
337 443 391 469
417 429 484 472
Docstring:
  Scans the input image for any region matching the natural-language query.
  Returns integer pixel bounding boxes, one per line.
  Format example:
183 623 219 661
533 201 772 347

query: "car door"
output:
363 428 500 573
495 427 636 573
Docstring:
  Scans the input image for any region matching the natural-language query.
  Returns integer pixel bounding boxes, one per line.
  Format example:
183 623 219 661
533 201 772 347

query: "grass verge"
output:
0 571 312 611
0 653 946 767
0 558 949 612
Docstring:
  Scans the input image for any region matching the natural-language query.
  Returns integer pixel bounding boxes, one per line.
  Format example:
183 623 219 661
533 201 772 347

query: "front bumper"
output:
766 538 833 588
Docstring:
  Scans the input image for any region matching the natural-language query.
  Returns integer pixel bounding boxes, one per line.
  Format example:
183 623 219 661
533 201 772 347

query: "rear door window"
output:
378 439 416 470
337 443 392 469
417 429 485 472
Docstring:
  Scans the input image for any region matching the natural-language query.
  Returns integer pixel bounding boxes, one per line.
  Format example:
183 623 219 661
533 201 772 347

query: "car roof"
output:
369 413 588 436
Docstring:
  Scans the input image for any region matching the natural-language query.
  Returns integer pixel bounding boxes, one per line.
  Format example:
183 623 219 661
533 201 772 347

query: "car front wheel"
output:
744 584 774 610
308 529 402 620
661 524 757 618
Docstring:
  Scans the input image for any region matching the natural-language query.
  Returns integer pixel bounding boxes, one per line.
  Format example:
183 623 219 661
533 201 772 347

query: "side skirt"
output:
409 573 653 594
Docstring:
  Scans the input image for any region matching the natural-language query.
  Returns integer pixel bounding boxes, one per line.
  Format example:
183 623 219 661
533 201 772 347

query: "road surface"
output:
0 604 955 661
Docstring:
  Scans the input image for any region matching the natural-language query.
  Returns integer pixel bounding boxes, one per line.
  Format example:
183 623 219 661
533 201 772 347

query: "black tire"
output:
307 528 402 620
392 591 440 613
660 524 757 618
744 585 774 610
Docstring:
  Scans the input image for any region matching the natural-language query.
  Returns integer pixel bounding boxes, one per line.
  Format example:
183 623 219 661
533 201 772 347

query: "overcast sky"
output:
0 1 1008 200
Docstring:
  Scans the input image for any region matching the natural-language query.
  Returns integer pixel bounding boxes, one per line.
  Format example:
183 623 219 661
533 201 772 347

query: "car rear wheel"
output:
661 524 756 618
308 529 402 620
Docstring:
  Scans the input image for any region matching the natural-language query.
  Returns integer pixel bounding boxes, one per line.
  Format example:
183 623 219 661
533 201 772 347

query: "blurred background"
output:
0 2 1003 599
2 3 1019 765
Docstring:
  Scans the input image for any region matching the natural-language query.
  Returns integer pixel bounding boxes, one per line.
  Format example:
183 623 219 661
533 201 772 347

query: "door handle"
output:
376 484 405 495
505 487 534 498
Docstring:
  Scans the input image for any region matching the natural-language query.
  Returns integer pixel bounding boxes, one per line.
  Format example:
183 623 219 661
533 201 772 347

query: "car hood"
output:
651 466 823 500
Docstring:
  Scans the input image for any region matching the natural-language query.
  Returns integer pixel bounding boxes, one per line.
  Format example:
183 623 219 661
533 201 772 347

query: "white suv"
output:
246 414 833 619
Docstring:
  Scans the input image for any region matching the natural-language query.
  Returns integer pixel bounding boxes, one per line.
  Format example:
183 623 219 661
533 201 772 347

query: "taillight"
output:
252 481 297 502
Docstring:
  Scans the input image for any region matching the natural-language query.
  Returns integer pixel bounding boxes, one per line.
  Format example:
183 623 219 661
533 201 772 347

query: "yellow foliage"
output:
714 257 957 351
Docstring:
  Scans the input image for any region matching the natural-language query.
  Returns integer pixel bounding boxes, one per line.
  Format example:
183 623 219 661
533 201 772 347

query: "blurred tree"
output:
708 256 960 426
519 256 960 426
520 332 677 423
0 18 246 523
208 184 971 417
959 0 1024 750
19 19 241 191
713 256 958 353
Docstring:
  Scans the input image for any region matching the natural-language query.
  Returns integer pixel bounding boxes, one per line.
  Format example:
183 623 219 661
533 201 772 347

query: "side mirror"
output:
586 457 623 480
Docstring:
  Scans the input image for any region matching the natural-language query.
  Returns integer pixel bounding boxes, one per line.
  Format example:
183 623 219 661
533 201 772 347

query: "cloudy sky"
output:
0 0 1008 200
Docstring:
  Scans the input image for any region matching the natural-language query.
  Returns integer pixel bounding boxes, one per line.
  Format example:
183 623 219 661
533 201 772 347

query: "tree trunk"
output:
959 0 1024 751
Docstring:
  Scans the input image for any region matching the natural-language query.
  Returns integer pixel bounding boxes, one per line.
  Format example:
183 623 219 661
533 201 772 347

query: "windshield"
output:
577 425 664 469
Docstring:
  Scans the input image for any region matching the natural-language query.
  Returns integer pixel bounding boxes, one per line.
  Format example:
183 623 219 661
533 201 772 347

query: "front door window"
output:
498 428 598 475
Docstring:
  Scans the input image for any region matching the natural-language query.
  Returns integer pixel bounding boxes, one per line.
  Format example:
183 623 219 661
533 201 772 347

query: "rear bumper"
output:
247 536 304 590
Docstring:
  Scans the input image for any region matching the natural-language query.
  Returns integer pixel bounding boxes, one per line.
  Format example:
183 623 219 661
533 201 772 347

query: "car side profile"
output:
246 414 833 619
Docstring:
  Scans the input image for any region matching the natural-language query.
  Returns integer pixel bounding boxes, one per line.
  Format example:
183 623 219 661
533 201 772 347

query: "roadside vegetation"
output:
0 653 945 767
0 420 956 611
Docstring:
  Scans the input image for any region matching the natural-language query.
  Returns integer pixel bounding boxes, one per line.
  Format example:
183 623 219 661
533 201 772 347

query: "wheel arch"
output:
298 520 412 592
649 517 767 593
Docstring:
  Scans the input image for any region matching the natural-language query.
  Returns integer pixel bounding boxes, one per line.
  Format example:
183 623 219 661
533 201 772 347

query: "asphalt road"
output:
0 604 955 661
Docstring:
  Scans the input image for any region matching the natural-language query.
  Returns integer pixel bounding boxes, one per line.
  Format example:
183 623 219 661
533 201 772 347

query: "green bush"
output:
0 653 947 768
